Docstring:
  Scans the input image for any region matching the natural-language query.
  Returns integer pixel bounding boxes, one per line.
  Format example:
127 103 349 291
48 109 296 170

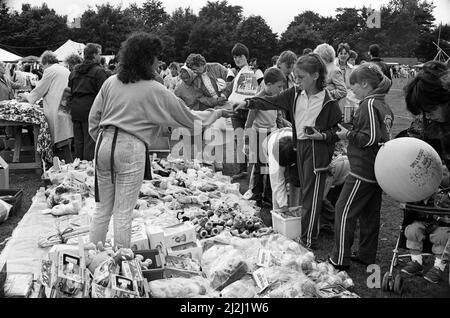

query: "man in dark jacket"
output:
368 44 392 81
68 43 108 160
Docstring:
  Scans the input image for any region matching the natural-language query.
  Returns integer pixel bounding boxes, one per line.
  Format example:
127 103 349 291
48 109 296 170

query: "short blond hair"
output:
313 43 336 64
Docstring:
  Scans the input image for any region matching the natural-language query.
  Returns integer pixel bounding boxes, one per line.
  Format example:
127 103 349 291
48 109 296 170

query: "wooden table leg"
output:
33 126 42 175
13 126 22 163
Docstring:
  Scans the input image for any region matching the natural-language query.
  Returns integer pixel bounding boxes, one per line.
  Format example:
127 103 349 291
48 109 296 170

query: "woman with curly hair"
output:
88 32 235 248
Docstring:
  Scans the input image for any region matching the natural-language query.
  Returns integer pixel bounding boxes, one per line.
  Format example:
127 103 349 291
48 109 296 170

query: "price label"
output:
252 267 269 292
257 248 271 268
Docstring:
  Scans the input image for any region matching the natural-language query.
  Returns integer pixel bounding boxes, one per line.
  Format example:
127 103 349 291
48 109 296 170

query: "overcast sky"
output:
8 0 450 35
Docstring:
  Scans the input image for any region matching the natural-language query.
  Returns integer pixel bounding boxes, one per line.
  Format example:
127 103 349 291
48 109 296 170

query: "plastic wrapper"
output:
93 257 118 287
201 244 249 290
254 267 317 298
220 275 257 298
148 276 218 298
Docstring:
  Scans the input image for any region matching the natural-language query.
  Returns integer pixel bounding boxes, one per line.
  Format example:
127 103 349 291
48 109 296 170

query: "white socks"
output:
411 254 423 265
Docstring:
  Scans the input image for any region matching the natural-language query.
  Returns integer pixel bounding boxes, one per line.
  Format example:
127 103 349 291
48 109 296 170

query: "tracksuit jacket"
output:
346 79 394 182
244 86 342 171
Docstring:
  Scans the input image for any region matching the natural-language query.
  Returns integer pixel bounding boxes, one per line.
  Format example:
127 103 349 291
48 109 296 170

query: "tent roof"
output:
0 48 22 62
54 39 85 61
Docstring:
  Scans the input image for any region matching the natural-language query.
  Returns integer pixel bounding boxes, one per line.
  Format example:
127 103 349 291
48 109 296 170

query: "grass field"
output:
0 78 449 298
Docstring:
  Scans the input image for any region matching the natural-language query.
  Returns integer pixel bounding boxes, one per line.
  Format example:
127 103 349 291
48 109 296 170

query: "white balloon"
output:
374 137 443 202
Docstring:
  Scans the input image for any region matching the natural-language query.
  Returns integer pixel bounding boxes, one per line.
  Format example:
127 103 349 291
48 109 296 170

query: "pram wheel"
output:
382 272 392 292
393 274 403 294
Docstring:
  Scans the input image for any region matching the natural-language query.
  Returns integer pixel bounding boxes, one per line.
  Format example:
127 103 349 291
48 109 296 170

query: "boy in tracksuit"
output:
329 63 393 270
244 67 289 207
234 53 342 249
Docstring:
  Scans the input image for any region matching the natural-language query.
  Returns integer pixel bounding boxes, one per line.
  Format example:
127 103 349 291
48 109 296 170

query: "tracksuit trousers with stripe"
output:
297 140 327 249
331 175 382 266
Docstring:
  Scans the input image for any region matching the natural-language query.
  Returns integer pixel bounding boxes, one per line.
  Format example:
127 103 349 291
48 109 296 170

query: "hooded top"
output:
175 66 202 109
175 66 222 111
68 60 109 121
347 75 394 182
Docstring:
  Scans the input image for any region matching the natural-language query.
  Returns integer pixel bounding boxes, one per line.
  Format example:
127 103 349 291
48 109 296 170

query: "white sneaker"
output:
243 189 253 200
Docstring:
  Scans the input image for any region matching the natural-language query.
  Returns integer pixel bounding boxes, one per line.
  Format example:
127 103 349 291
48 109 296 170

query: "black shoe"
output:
350 252 371 266
231 171 248 181
328 257 350 271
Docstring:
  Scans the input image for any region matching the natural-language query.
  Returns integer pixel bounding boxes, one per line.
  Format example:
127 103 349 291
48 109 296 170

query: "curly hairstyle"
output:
64 53 83 71
295 53 327 91
404 60 450 115
185 54 207 69
116 32 163 84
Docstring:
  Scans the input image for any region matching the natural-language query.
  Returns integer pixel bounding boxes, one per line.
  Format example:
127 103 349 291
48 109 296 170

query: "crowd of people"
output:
0 30 449 285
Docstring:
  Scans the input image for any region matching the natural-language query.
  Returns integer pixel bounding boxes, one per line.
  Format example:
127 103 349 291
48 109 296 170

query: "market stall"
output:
0 48 21 63
0 157 358 298
0 100 53 172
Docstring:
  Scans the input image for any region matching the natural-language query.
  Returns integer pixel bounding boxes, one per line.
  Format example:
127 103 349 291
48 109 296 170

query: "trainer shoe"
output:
423 266 443 284
350 252 371 266
243 189 253 200
327 257 350 271
401 261 423 276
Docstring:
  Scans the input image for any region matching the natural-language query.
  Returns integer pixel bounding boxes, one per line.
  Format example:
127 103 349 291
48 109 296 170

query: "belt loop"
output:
94 129 105 203
110 127 119 184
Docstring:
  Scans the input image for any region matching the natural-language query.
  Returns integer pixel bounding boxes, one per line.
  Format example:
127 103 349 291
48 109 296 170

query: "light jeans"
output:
89 128 146 248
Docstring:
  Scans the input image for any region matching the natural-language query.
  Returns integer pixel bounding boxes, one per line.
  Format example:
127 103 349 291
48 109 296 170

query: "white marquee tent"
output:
54 39 85 62
0 48 22 62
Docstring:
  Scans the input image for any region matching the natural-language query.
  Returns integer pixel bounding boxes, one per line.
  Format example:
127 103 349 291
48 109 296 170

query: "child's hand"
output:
336 123 349 140
220 109 237 118
305 127 326 140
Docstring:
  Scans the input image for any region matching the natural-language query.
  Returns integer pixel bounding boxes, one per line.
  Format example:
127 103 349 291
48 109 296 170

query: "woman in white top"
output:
19 51 74 162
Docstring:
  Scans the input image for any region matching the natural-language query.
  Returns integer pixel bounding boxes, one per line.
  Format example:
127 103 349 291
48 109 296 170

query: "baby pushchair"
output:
382 202 450 294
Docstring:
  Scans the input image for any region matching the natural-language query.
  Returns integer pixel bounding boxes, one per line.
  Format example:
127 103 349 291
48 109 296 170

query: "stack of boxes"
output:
145 221 201 261
163 222 202 262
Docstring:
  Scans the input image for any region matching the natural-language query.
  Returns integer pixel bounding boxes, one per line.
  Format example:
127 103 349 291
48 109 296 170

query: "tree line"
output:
0 0 448 67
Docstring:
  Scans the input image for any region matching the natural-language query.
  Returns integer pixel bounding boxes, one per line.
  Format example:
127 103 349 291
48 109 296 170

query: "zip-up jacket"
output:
347 78 394 182
244 86 342 171
68 61 109 121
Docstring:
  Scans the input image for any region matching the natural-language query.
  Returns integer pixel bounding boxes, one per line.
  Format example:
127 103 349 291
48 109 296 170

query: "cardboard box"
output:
110 274 139 298
166 240 202 261
134 249 165 282
0 156 9 189
163 222 196 248
146 225 166 253
53 252 84 298
121 260 145 296
130 221 150 251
